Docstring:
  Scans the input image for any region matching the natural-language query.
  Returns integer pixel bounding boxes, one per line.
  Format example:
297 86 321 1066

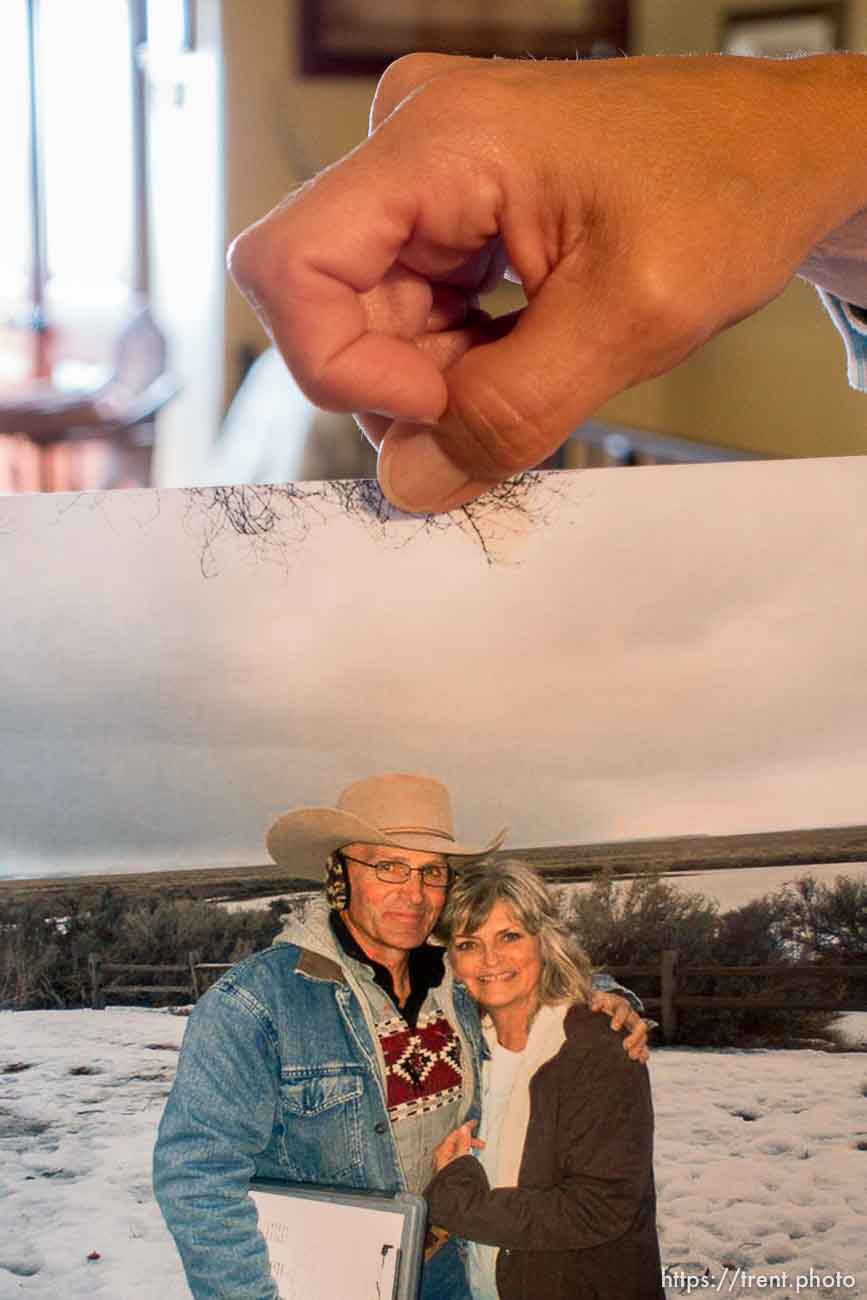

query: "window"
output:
40 0 137 318
0 0 205 494
0 0 191 334
0 1 35 330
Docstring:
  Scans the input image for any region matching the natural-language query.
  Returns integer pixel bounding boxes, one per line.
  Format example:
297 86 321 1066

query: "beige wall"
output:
221 0 867 459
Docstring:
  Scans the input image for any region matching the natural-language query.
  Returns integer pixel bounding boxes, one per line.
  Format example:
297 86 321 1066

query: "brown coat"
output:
425 1003 664 1300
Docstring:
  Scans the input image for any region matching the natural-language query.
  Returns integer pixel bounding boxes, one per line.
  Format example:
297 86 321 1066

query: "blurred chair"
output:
0 305 178 493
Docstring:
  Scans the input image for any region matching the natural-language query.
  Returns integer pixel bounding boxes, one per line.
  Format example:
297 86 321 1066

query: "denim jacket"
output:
797 205 867 392
152 904 485 1299
817 291 867 391
153 901 640 1300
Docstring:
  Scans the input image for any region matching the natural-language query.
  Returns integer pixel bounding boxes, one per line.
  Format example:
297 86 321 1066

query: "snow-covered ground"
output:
1 1009 865 1299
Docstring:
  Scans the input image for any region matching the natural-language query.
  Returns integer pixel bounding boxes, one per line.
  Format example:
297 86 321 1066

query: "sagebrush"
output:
561 870 863 1047
0 888 289 1010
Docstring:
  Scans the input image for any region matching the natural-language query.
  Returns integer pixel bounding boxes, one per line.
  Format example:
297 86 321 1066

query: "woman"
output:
426 859 663 1300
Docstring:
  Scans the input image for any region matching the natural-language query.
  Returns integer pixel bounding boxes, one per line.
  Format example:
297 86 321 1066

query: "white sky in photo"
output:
2 457 866 896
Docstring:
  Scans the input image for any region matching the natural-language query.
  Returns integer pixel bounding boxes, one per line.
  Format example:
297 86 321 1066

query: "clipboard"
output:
249 1178 427 1300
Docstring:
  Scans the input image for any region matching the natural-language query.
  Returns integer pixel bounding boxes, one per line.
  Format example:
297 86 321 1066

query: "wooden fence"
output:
88 951 867 1043
88 951 233 1009
606 954 867 1042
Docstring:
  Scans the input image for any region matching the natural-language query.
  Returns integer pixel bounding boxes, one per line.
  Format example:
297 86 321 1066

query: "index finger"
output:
228 146 448 423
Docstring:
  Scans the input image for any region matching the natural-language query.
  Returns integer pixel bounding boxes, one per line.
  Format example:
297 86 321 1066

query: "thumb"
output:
377 264 623 513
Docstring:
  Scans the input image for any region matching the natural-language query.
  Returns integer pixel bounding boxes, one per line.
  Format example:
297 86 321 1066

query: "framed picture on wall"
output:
722 4 846 56
299 0 630 77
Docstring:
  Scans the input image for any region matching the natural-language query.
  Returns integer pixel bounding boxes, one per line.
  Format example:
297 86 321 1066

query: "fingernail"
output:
378 429 470 513
369 409 439 428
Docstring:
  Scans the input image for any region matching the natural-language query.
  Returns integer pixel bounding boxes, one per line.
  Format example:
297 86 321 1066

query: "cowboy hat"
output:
266 772 506 879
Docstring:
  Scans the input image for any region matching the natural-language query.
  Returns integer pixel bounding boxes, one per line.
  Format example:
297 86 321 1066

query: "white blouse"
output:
466 1040 528 1300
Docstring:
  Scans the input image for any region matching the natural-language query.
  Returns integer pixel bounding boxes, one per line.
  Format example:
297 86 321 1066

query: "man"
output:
154 772 648 1299
228 51 867 515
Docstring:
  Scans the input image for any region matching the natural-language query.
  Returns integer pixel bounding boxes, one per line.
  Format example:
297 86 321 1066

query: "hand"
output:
590 992 651 1064
229 51 867 514
433 1120 485 1173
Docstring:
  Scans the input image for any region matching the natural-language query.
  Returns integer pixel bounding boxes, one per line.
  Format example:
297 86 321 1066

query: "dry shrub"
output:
0 889 285 1010
561 871 844 1048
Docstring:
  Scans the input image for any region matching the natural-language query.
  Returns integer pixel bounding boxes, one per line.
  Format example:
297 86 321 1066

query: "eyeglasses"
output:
340 852 451 889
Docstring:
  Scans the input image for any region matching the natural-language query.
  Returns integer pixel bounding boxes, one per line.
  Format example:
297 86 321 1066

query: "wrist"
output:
785 55 867 304
775 54 867 245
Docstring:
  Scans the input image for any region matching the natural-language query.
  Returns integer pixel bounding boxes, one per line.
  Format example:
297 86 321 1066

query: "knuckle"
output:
627 252 707 352
226 225 259 294
226 217 287 306
294 374 337 412
372 53 454 127
227 183 312 297
372 54 496 134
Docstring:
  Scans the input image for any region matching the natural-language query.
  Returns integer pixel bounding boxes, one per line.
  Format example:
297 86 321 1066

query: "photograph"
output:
3 1 867 1299
2 456 866 1298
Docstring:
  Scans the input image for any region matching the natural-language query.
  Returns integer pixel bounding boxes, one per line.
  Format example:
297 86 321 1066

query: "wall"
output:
150 0 226 485
220 0 867 461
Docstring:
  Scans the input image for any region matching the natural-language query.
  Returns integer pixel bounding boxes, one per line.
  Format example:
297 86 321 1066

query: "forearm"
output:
789 54 867 307
428 1022 655 1253
154 1131 277 1300
426 1155 647 1252
158 1202 277 1299
764 55 867 252
153 993 281 1299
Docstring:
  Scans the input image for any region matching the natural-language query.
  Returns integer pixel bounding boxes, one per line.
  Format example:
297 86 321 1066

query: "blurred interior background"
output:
1 0 865 495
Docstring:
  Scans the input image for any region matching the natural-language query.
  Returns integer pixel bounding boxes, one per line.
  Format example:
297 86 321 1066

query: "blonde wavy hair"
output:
435 858 593 1007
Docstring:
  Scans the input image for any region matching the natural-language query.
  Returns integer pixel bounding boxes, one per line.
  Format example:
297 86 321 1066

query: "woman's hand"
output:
433 1120 485 1173
590 992 652 1064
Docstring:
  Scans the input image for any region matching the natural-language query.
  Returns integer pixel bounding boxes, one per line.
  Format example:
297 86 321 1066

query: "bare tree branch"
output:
183 473 563 575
